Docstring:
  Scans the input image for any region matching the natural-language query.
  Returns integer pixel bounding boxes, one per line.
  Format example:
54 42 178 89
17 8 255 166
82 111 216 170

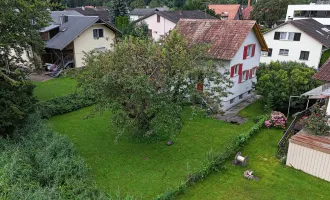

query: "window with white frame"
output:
280 32 287 40
233 64 239 76
279 49 289 56
242 70 248 81
93 29 104 39
275 32 301 41
246 45 253 58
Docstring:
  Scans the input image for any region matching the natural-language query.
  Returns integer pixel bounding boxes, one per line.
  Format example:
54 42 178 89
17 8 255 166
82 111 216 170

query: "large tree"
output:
108 0 129 24
76 32 231 142
0 0 50 134
255 61 321 111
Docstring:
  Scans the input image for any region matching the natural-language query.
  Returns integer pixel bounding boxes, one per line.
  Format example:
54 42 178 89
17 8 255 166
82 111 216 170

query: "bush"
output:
0 76 36 135
156 115 268 200
256 61 321 111
37 92 96 118
265 111 287 129
320 49 330 67
0 114 107 199
300 103 330 136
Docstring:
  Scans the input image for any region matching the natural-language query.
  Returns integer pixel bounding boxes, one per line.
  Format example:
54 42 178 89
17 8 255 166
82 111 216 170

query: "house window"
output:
251 68 257 77
247 45 253 58
239 94 243 99
262 48 272 57
230 98 235 104
279 49 289 56
242 70 248 81
274 32 301 41
96 47 106 52
233 64 239 76
157 14 160 23
148 29 152 37
248 90 252 95
93 29 104 39
300 51 310 60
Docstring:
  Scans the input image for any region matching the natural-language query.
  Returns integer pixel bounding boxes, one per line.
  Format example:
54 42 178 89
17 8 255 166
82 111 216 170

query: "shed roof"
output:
290 130 330 154
46 16 120 50
135 10 217 24
176 19 268 60
264 19 330 48
313 58 330 82
208 4 241 20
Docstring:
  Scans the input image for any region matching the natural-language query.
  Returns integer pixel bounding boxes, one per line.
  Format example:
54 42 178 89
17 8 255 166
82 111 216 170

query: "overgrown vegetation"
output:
320 49 330 67
255 61 321 111
0 114 107 199
300 103 330 136
77 32 231 142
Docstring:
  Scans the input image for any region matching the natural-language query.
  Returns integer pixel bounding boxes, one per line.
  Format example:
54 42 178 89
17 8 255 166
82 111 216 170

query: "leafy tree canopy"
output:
108 0 129 24
255 61 321 111
76 32 231 142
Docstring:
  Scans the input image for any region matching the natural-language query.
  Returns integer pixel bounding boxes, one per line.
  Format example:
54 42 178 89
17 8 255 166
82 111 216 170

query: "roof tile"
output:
208 4 241 20
313 58 330 82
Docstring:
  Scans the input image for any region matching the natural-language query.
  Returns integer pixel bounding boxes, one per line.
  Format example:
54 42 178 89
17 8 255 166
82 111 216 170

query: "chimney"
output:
60 15 69 24
248 0 251 7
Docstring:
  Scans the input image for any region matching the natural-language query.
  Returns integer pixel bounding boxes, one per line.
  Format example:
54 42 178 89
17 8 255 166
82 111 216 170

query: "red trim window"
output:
157 14 160 23
230 64 240 78
243 44 256 59
249 68 253 79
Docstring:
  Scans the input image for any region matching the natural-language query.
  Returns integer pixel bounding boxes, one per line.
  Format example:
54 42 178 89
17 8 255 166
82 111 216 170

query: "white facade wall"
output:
287 142 330 182
139 14 176 41
261 23 323 69
286 4 330 25
129 15 140 21
219 31 261 111
73 24 116 68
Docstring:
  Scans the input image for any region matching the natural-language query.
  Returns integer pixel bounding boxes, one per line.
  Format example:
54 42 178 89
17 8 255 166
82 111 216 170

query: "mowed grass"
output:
178 129 330 200
50 106 257 198
33 78 77 101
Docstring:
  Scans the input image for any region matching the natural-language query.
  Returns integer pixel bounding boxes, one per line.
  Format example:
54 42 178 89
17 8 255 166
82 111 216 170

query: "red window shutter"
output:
246 70 249 80
238 64 243 83
243 46 248 60
249 69 253 79
251 44 256 57
230 66 235 77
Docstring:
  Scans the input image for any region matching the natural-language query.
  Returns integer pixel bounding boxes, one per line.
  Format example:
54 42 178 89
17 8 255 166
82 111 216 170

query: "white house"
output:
261 19 330 69
135 10 217 41
128 7 168 21
41 11 120 71
176 19 268 111
286 1 330 26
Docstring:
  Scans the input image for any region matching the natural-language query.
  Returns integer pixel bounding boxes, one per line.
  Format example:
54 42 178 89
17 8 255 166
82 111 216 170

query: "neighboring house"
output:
41 11 120 69
129 7 168 21
135 10 217 41
66 6 109 22
286 2 330 26
176 19 268 111
261 19 330 69
208 4 243 20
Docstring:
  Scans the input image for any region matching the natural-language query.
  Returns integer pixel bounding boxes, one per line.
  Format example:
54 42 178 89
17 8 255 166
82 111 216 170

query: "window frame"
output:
239 94 243 99
230 98 235 104
157 14 160 23
93 28 104 39
246 44 253 58
242 70 248 82
279 49 289 56
299 51 310 60
233 64 239 76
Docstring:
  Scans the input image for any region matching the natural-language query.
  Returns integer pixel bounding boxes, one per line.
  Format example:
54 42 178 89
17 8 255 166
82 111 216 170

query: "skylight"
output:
322 27 330 32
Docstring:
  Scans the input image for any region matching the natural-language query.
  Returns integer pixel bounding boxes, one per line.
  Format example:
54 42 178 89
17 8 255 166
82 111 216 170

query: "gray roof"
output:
265 19 330 48
51 10 83 24
135 10 217 24
46 16 120 50
129 7 168 16
40 24 60 33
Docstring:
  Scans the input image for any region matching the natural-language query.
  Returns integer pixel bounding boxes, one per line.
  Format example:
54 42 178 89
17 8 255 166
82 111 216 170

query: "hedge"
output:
37 93 96 118
155 115 268 200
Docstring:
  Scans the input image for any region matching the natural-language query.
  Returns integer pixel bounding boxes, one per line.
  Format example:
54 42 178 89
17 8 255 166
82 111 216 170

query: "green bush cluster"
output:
155 115 268 200
0 114 107 200
37 93 96 118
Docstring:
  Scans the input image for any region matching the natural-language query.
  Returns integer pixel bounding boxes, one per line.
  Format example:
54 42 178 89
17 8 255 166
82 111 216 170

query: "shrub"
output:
300 103 330 136
37 92 96 118
255 61 321 111
265 111 287 129
0 114 107 199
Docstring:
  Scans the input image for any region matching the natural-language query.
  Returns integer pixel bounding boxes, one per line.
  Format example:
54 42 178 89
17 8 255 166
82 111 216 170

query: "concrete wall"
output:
287 142 330 182
286 4 330 25
138 14 176 41
73 24 116 68
261 23 323 69
221 31 261 111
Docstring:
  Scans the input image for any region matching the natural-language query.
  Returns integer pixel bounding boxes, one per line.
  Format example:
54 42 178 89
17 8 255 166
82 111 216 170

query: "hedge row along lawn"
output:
33 77 77 101
49 105 261 199
178 128 330 199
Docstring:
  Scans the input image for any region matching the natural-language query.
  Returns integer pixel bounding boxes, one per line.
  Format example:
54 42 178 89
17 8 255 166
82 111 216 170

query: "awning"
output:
301 84 330 98
301 86 323 97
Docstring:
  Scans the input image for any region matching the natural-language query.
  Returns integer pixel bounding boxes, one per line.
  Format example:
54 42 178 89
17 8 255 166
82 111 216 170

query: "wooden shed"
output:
286 130 330 182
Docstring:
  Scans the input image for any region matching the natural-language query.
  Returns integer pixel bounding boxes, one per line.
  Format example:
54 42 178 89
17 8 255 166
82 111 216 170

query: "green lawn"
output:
50 107 256 198
33 78 77 101
178 128 330 200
